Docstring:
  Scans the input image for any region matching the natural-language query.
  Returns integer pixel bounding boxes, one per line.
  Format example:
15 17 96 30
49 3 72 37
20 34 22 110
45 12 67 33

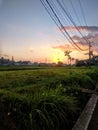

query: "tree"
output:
57 61 63 66
64 50 72 65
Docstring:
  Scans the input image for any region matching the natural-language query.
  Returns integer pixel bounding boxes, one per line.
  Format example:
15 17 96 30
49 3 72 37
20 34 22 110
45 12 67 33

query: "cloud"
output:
52 26 98 59
72 35 81 41
52 44 76 51
52 31 98 54
61 26 98 32
72 32 98 44
93 33 98 42
72 33 98 53
72 35 88 45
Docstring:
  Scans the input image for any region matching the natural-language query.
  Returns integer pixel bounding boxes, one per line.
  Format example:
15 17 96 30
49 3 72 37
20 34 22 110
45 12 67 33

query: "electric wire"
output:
78 0 88 27
78 0 94 56
40 0 88 52
60 0 89 45
40 0 88 54
56 0 90 46
78 0 90 39
46 0 88 51
61 0 91 45
69 0 82 26
69 0 92 50
40 0 81 51
69 0 88 35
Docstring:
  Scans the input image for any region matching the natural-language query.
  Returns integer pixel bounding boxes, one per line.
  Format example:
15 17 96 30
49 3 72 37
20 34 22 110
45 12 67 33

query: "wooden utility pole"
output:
88 42 93 66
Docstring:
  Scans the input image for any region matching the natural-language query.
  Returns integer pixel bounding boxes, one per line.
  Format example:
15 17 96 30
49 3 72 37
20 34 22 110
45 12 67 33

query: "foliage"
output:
0 87 77 130
0 66 98 130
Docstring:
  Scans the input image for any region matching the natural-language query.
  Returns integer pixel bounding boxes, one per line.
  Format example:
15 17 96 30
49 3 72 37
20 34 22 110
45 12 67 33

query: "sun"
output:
51 49 65 63
52 54 60 63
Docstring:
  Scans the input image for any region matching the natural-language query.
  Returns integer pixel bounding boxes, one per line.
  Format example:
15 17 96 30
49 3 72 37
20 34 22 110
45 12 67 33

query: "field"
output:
0 66 98 130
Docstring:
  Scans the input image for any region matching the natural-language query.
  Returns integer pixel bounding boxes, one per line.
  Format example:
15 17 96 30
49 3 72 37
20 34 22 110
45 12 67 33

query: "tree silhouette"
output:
64 50 72 65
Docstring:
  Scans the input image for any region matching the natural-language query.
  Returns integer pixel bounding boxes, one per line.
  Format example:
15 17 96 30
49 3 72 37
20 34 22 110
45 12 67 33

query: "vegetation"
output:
0 66 98 130
76 55 98 66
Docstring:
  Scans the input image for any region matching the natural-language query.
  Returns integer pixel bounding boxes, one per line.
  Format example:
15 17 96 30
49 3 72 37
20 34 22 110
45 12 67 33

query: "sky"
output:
0 0 98 63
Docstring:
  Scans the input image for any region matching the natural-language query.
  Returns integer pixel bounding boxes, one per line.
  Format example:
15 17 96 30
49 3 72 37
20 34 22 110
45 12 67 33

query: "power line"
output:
61 0 92 46
59 0 88 45
60 0 82 37
40 0 89 54
69 0 82 26
69 0 88 35
61 0 75 26
40 0 79 51
78 0 88 27
78 0 93 65
78 0 90 35
56 0 90 46
40 0 74 46
47 0 89 51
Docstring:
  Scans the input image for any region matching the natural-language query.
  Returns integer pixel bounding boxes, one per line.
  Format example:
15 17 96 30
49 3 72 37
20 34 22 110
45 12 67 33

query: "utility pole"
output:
88 42 93 66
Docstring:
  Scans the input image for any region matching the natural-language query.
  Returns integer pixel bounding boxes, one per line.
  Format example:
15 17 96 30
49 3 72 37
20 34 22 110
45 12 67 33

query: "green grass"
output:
0 86 77 130
0 66 98 130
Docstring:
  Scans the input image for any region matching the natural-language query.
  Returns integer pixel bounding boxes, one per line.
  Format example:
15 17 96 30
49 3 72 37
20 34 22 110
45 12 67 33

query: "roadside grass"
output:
0 67 98 130
0 86 78 130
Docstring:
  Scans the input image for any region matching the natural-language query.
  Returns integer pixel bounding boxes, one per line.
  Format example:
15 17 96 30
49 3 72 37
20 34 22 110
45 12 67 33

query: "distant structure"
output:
12 56 14 62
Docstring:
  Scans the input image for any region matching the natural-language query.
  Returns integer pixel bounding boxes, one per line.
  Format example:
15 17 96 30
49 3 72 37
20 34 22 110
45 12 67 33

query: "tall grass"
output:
0 67 98 130
0 86 77 130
